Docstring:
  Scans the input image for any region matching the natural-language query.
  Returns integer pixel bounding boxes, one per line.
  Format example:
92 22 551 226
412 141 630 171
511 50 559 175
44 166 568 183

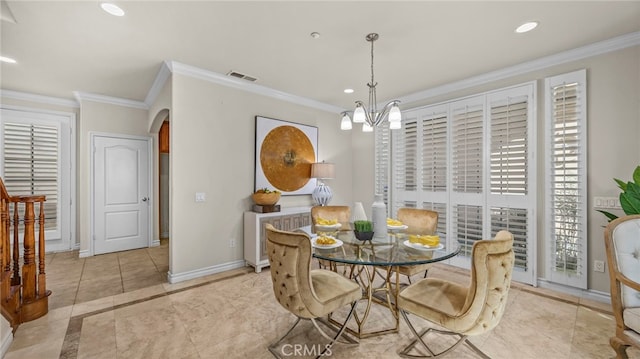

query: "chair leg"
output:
610 336 631 359
400 310 484 358
268 302 358 359
317 301 358 358
268 318 302 358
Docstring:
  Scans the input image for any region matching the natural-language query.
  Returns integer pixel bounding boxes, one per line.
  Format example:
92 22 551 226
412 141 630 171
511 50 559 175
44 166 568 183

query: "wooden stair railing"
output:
0 177 51 332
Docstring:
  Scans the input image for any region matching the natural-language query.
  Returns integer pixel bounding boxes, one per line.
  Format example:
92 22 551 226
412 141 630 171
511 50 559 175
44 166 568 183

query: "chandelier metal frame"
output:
341 33 401 131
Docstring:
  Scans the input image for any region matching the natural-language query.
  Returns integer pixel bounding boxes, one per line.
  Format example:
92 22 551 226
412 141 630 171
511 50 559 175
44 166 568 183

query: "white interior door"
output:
93 134 151 255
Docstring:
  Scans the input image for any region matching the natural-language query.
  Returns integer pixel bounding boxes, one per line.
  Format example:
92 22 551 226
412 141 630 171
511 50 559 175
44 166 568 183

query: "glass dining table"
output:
298 224 460 339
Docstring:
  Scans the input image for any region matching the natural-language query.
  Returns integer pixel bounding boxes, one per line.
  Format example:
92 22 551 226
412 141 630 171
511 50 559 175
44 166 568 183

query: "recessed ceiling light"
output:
101 3 125 17
344 89 354 94
515 21 538 34
310 32 321 39
0 56 17 64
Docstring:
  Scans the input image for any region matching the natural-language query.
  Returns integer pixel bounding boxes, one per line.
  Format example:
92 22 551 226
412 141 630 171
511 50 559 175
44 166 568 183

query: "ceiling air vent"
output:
226 71 258 82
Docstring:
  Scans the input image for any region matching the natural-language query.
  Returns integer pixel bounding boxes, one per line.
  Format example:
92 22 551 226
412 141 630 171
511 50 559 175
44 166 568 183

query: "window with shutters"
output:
3 122 59 230
544 70 587 289
377 82 536 285
0 107 74 252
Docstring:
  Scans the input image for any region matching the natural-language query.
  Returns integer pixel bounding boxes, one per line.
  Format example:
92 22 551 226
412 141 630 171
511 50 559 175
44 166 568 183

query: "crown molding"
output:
73 91 148 110
398 31 640 107
164 61 344 113
0 89 79 108
144 62 172 107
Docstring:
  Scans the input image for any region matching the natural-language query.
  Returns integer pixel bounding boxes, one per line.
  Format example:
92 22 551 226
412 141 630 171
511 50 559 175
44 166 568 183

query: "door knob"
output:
142 197 149 202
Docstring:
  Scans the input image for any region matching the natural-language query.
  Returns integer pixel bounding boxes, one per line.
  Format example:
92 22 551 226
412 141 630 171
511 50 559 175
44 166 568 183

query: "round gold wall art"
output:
260 125 314 192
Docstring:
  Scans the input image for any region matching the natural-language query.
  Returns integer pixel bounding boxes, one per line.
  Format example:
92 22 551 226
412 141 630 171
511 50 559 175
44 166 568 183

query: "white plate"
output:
315 223 342 230
403 240 444 251
387 224 408 230
312 237 343 249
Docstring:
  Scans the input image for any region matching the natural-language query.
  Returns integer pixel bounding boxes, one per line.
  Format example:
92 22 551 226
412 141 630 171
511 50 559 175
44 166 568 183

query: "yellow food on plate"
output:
387 218 403 226
408 234 440 247
316 218 338 226
316 236 337 245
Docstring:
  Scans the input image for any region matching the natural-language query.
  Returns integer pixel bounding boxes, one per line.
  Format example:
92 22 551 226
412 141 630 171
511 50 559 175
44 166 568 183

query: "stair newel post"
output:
11 201 20 286
37 199 46 296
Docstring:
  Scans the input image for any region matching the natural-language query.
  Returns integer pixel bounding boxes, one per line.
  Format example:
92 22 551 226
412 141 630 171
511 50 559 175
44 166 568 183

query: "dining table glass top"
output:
304 225 460 266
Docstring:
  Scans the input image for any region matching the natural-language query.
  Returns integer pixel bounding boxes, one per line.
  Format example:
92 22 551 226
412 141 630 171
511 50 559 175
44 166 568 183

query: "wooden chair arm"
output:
616 272 640 292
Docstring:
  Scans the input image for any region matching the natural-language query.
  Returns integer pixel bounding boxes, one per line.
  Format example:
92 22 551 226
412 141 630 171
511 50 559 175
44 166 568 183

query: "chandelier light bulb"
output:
389 119 401 130
362 123 373 132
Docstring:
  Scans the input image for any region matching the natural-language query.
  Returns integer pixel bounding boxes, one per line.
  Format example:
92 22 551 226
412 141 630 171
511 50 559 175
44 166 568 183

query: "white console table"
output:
244 206 311 273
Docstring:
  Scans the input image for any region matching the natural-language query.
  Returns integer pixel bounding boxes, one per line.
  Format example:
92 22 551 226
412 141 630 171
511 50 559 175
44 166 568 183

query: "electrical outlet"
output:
594 260 605 273
229 238 236 248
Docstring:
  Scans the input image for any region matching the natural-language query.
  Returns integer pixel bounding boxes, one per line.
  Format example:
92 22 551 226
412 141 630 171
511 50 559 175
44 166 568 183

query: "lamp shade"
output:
340 113 352 130
353 105 366 123
310 162 335 179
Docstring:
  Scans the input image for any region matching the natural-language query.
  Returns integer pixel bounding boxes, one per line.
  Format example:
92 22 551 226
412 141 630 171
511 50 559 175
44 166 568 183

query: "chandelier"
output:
341 33 401 132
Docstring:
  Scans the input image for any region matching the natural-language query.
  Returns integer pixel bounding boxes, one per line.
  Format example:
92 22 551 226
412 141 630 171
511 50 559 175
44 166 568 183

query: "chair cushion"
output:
310 269 361 315
624 307 640 334
398 278 468 322
613 219 640 307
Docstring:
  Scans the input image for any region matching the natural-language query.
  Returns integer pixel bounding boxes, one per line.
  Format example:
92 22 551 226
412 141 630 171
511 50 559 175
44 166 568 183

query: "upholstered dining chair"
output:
311 205 351 273
394 208 439 283
310 205 351 233
397 230 514 358
604 214 640 359
265 224 361 359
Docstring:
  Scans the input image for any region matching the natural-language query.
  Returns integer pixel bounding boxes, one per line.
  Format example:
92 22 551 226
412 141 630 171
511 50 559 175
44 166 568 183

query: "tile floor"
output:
4 241 640 359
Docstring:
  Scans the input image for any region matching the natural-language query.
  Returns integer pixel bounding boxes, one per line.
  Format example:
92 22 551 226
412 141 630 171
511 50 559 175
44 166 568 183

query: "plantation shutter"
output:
2 122 59 231
487 86 536 283
422 112 448 193
374 124 391 206
450 98 485 264
545 69 587 289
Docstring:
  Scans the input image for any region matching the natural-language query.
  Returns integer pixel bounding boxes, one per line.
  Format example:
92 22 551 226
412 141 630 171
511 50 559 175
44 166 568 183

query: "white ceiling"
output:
1 1 639 110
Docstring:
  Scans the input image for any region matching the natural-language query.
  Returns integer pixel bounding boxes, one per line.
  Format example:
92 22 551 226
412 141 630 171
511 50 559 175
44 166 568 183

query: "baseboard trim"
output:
1 325 13 359
151 239 160 247
78 249 91 258
537 278 611 304
167 260 246 284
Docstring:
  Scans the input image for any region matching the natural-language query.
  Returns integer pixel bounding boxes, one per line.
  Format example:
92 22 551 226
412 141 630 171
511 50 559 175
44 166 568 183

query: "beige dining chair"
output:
310 205 351 233
311 205 351 273
604 214 640 359
393 208 439 283
265 224 361 359
397 230 514 358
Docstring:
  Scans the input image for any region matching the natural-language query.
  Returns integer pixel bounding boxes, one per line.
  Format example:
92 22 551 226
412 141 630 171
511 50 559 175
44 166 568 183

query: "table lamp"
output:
311 161 335 206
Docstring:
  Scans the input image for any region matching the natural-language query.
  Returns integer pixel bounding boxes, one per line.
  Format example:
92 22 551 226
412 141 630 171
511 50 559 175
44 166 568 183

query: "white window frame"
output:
544 69 588 289
0 105 76 252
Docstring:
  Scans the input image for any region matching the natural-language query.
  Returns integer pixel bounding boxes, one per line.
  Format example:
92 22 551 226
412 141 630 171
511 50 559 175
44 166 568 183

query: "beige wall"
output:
356 45 640 293
77 100 150 253
169 74 352 275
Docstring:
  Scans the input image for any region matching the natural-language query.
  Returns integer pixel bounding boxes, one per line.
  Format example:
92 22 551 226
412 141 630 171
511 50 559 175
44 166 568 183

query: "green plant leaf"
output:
620 181 640 215
614 178 627 191
633 165 640 185
596 210 618 222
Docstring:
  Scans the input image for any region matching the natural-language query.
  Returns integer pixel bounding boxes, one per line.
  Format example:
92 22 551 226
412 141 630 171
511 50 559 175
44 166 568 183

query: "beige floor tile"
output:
76 311 117 359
